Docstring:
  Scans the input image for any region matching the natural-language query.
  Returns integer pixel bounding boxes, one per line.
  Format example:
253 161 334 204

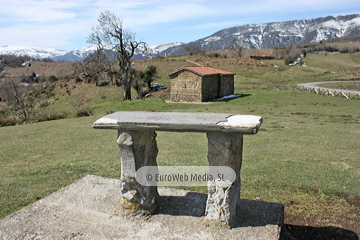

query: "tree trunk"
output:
122 64 132 100
123 82 132 100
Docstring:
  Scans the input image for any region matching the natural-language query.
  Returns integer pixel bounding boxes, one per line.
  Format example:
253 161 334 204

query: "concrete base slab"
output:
0 175 284 240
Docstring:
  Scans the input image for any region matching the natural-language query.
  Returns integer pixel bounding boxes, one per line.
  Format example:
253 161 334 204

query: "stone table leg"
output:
205 133 243 227
117 129 160 215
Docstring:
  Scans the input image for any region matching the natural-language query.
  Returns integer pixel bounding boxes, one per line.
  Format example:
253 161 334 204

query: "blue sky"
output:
1 0 359 50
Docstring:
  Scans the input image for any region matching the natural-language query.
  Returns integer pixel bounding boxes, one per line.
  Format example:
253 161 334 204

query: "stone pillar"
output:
205 133 243 227
117 129 160 215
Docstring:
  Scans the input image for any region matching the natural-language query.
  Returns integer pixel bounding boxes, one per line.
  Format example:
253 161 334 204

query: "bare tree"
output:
87 10 147 100
73 49 113 84
130 68 143 99
184 44 203 55
0 61 4 72
0 78 36 120
230 39 246 57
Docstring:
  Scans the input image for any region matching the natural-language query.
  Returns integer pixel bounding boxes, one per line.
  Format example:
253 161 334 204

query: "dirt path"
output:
298 81 360 95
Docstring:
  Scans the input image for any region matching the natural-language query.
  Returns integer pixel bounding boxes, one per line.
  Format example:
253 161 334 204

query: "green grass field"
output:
1 51 359 236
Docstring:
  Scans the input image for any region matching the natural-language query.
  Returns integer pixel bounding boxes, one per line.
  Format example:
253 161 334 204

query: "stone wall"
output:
220 75 234 97
170 70 235 102
202 75 220 101
170 70 202 102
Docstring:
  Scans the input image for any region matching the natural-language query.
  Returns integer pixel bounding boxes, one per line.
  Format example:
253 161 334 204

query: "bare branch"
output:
230 39 247 57
85 10 147 100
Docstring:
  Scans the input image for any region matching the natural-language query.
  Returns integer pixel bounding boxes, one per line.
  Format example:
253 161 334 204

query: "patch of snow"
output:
204 36 221 42
248 35 262 48
289 57 302 66
214 94 241 101
0 68 5 76
322 19 343 29
204 36 220 43
149 42 185 54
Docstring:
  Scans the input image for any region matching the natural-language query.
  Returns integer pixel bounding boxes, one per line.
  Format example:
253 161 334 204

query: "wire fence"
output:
274 85 360 100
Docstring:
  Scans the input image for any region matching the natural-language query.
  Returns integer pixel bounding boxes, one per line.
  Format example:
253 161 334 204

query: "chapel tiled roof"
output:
168 66 236 76
250 53 272 57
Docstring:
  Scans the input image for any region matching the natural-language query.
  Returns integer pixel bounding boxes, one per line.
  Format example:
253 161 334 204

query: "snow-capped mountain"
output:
164 14 360 55
1 14 359 61
0 43 181 62
0 45 67 59
0 45 98 62
52 45 99 62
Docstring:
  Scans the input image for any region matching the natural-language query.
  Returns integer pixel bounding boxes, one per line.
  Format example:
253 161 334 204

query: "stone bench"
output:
93 111 262 227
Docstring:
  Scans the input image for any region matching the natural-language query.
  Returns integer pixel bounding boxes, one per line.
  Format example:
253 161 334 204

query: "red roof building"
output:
168 66 235 102
169 66 236 76
250 53 274 60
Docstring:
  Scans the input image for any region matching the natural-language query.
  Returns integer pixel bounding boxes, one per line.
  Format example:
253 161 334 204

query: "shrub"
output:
184 44 204 55
339 47 349 53
46 112 69 121
0 54 36 68
64 75 72 81
76 77 83 83
0 116 18 127
75 108 94 118
47 75 58 82
323 45 339 52
284 55 299 65
273 47 288 59
36 112 69 122
348 47 356 54
39 101 51 108
206 52 225 58
284 47 302 65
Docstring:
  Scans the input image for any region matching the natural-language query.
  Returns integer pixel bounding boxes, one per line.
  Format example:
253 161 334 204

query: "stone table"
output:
93 111 262 228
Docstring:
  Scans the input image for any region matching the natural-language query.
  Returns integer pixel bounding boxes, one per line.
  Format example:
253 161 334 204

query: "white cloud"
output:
88 1 214 28
1 0 82 22
1 23 84 48
0 0 359 49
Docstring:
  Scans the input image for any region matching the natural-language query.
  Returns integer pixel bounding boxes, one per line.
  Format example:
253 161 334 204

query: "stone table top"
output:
93 111 262 134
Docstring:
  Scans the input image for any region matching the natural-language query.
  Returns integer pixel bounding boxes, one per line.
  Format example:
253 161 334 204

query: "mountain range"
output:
1 14 359 62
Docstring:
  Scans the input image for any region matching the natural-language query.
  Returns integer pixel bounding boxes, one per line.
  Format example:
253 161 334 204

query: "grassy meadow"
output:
0 51 359 235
